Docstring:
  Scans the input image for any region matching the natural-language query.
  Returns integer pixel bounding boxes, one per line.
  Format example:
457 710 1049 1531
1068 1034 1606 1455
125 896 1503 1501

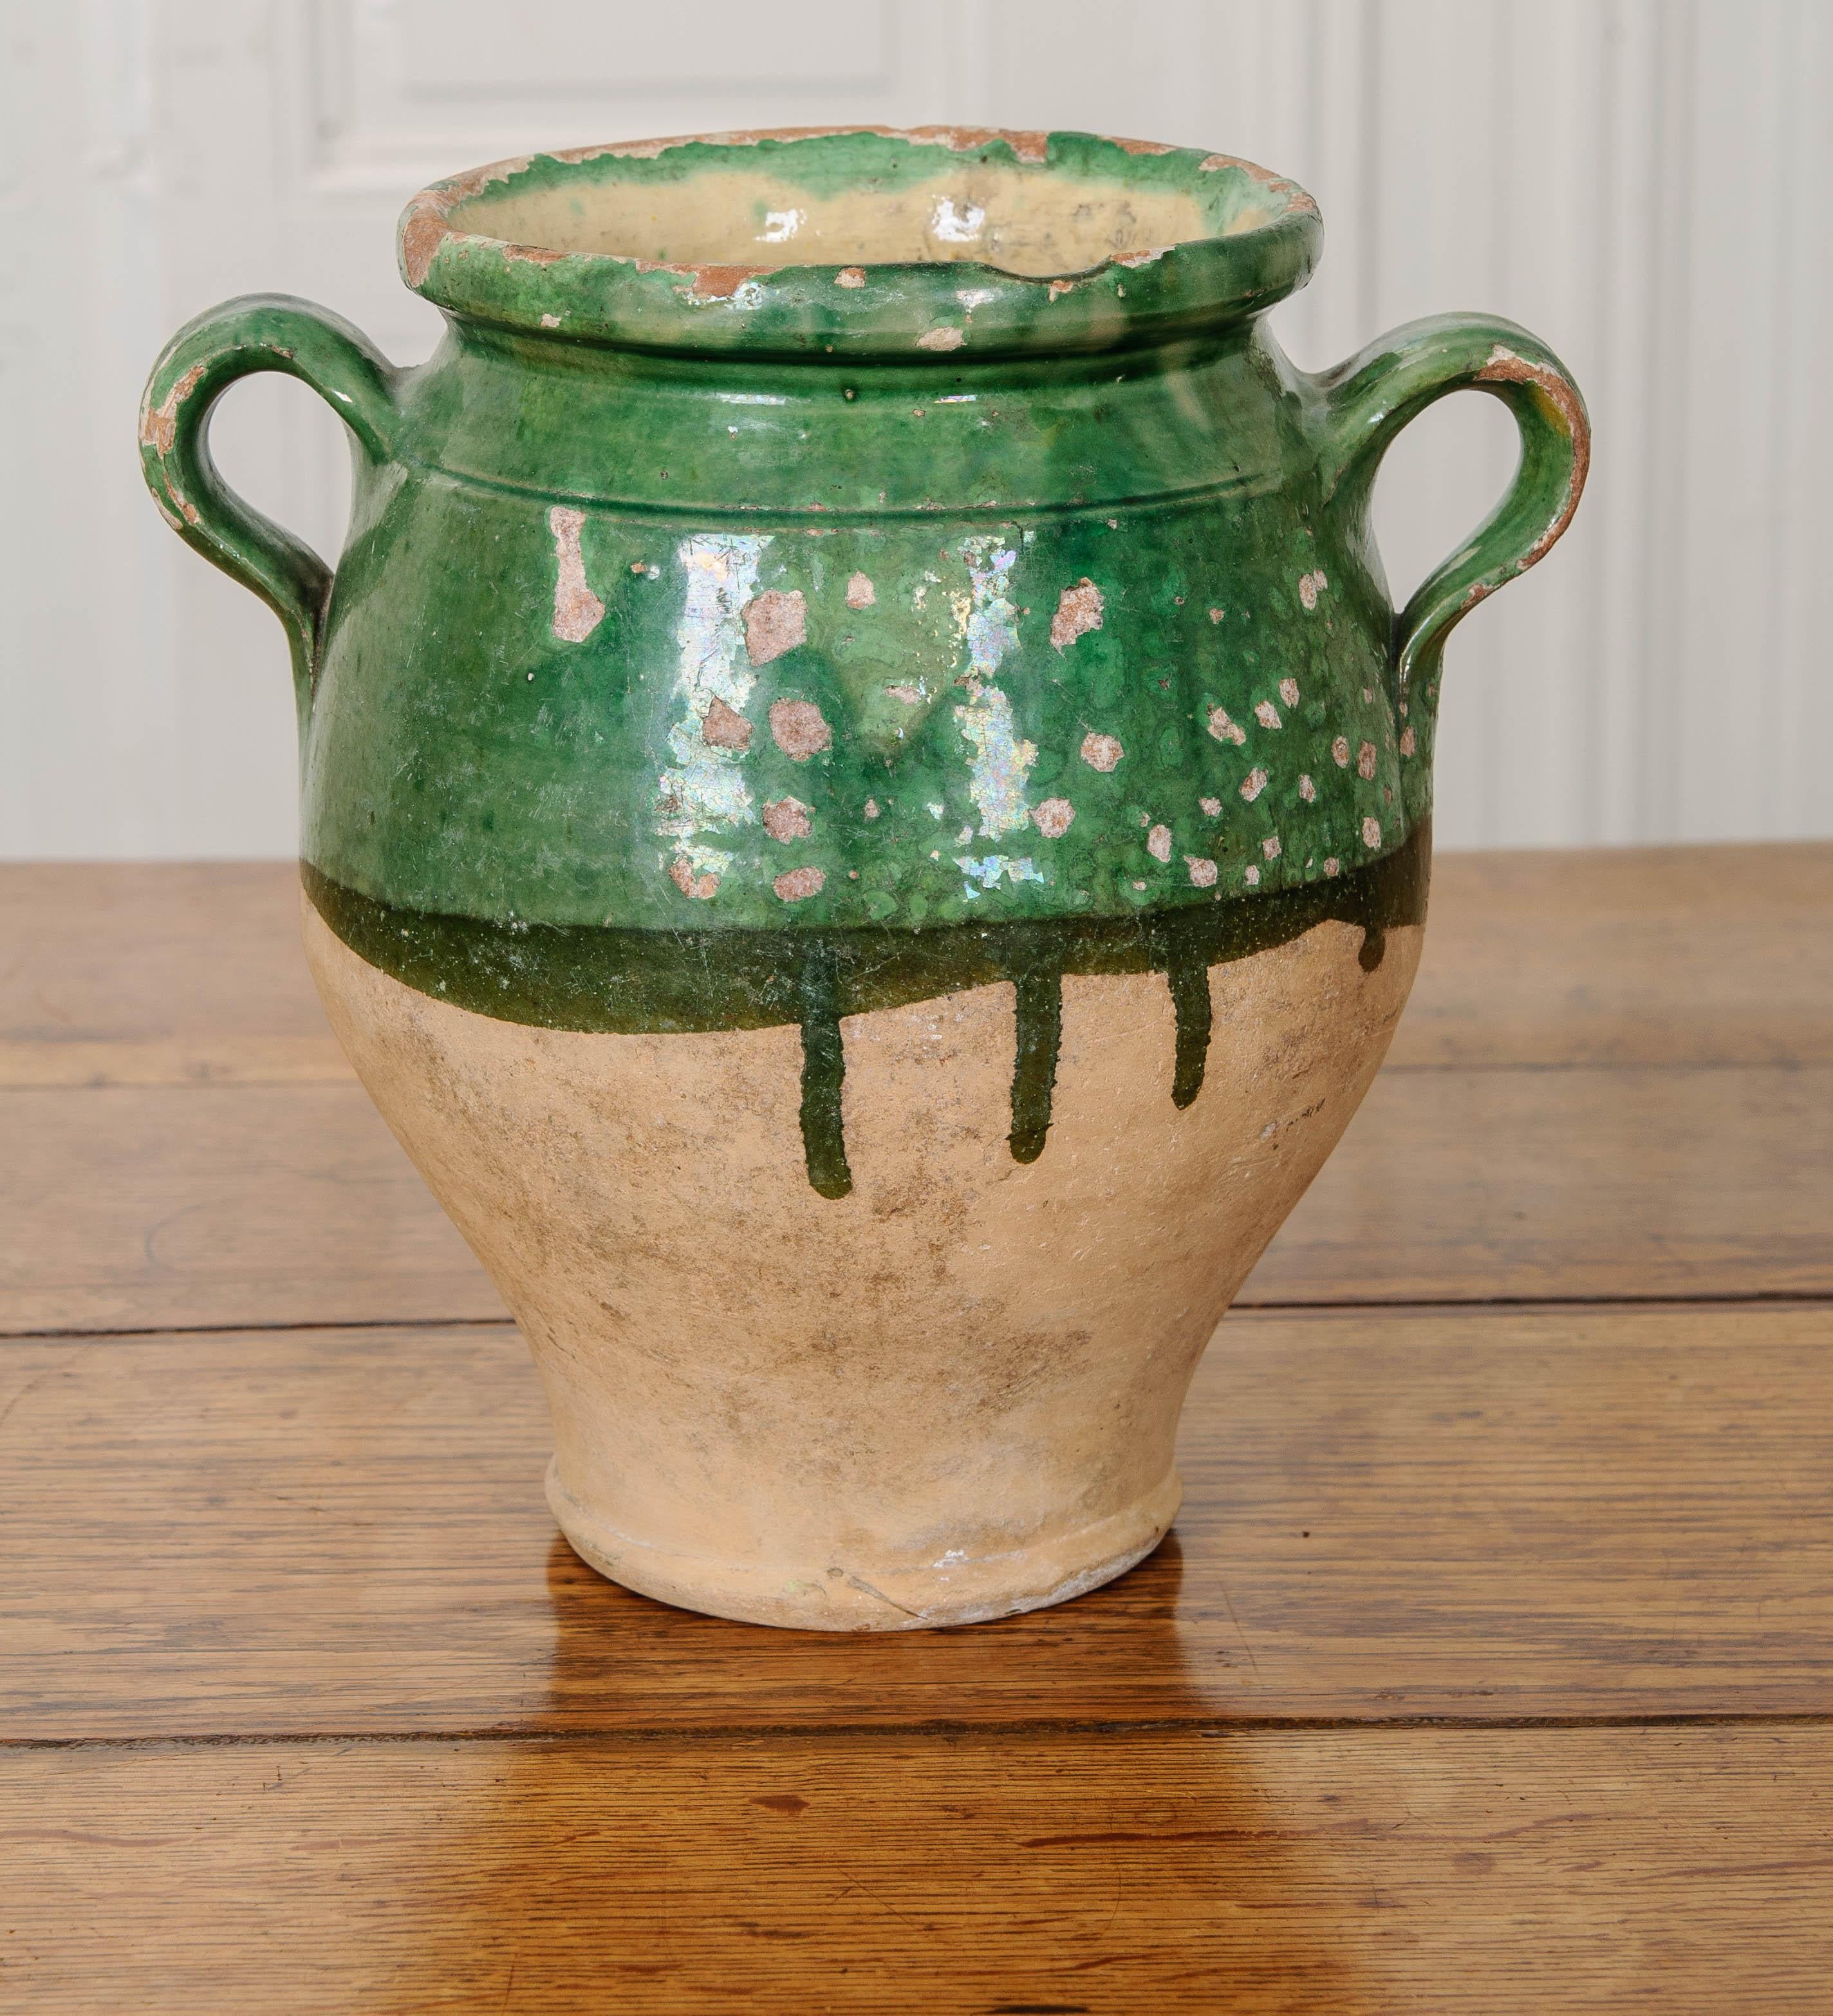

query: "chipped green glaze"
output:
140 127 1588 1195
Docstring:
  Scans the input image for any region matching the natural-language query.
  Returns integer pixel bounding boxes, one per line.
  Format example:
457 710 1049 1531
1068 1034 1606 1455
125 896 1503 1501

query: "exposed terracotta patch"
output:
763 796 813 842
1299 774 1317 802
1357 740 1377 780
917 325 966 351
1363 817 1382 848
1207 707 1245 747
423 156 534 206
1186 855 1218 888
1298 569 1328 611
1047 279 1077 302
398 153 535 287
399 209 452 290
1261 835 1281 861
1324 857 1341 877
1254 700 1281 729
1030 796 1074 839
668 857 718 901
557 136 679 162
835 266 867 288
558 124 1054 168
503 243 568 267
1476 344 1592 568
880 124 1052 162
886 684 924 706
1245 864 1261 886
1332 736 1351 767
1207 607 1224 623
1050 579 1104 652
701 696 753 751
687 264 771 303
1399 726 1417 758
1279 677 1299 706
1240 768 1268 802
773 865 826 902
845 571 876 610
139 362 205 458
743 589 807 666
863 797 880 819
1199 796 1221 817
770 698 831 760
548 505 604 643
1196 153 1321 217
1079 732 1123 772
1146 824 1173 863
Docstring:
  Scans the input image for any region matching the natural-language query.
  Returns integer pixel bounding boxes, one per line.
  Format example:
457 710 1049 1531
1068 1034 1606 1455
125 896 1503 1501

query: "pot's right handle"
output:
1313 313 1590 708
138 294 400 692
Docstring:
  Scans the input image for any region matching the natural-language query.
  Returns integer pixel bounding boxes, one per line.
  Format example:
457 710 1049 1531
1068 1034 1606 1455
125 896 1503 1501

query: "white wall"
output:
4 0 1828 858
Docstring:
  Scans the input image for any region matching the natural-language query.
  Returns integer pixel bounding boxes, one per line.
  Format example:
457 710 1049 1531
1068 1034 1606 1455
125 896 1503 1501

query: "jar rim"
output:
398 126 1322 359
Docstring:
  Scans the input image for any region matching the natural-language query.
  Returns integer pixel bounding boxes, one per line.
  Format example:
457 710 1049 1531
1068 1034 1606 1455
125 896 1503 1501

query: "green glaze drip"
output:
797 942 852 1200
1163 944 1214 1111
303 823 1428 1196
1009 970 1064 1164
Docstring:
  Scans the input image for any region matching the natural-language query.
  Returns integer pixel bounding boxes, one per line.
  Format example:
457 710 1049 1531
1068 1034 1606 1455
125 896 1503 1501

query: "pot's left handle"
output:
138 294 401 689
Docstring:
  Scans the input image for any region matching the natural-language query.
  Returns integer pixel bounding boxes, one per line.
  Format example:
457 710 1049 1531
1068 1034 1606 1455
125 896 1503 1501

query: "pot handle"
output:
138 294 400 690
1313 313 1590 707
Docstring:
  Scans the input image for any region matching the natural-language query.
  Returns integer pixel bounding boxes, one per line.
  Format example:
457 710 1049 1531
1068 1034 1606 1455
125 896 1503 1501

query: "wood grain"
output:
1389 840 1833 1069
5 1726 1830 2013
1245 1059 1833 1305
7 1057 1828 1335
0 1084 505 1334
0 862 346 1087
4 1305 1828 1739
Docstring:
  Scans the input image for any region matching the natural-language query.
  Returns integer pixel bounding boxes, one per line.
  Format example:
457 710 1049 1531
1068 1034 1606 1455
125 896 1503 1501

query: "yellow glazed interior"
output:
455 165 1257 278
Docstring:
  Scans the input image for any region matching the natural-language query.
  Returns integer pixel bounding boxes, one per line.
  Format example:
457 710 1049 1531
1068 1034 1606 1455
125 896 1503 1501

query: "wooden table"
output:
4 845 1830 2011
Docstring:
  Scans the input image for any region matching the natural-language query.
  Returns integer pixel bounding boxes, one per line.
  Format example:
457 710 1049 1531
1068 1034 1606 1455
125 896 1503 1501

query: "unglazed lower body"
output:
304 899 1420 1630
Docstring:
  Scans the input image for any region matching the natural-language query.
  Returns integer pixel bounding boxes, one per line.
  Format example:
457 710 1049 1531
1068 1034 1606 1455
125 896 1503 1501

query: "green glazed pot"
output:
141 127 1588 1630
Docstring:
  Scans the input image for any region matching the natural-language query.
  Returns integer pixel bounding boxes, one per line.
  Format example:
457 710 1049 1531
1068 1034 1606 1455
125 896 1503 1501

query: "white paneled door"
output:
4 0 1828 856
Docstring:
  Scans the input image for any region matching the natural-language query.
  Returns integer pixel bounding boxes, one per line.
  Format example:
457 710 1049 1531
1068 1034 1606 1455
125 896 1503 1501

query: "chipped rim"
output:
398 126 1323 359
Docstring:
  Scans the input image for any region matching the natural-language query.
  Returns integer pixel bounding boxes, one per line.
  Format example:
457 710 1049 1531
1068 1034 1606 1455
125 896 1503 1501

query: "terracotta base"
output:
304 897 1420 1632
548 1456 1181 1630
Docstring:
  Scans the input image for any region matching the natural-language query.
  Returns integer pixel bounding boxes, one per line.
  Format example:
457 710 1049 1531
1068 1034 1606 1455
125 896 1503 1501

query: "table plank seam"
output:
1234 1289 1833 1312
0 1315 522 1344
10 1709 1833 1754
7 1288 1832 1347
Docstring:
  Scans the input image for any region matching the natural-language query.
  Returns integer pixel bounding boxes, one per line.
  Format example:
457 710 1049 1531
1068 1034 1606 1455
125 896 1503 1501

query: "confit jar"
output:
140 127 1588 1629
